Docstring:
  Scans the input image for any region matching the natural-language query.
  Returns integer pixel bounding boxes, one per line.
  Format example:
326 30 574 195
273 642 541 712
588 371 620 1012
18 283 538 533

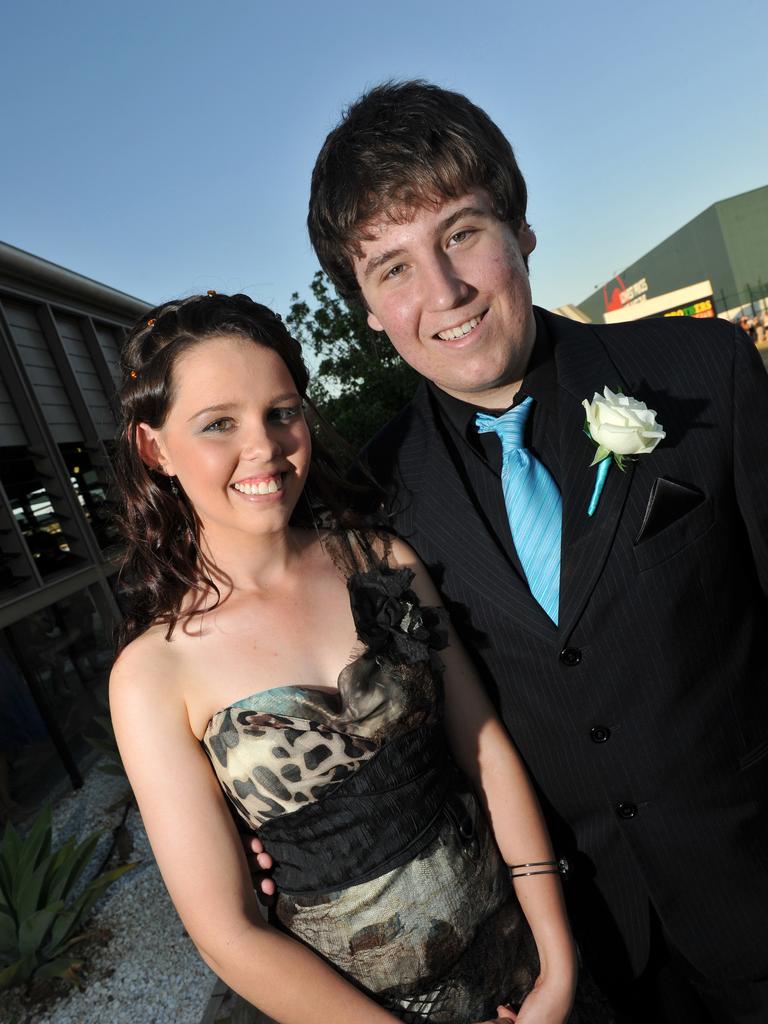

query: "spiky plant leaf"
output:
0 807 134 992
0 824 23 881
40 837 80 907
18 806 52 871
49 864 132 954
32 956 84 985
0 856 13 907
5 810 52 912
96 863 134 886
15 861 51 929
42 908 77 959
43 863 132 957
0 952 37 989
0 957 24 989
0 906 17 957
51 832 102 904
17 902 65 957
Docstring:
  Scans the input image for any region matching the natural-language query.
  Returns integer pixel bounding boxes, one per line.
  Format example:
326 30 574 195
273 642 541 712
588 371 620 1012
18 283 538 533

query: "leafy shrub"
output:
0 806 133 990
287 271 419 453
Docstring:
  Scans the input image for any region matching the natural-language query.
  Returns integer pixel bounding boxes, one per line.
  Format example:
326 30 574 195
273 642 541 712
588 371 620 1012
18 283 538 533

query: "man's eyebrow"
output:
363 247 406 280
439 206 489 232
362 206 490 279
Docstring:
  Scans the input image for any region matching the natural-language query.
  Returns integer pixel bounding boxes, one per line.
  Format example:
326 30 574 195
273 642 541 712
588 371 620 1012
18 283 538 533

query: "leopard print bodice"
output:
202 664 438 828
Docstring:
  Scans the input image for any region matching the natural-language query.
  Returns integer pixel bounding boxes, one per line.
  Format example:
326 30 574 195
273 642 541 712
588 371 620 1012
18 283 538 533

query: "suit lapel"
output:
407 385 557 642
549 313 636 641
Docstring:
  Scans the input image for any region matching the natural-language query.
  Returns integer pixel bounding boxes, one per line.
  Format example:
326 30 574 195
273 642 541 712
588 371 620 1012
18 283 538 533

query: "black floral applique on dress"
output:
348 564 448 665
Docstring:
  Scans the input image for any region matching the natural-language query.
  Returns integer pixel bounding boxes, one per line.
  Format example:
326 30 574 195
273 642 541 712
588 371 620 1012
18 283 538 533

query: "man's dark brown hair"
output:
308 80 529 307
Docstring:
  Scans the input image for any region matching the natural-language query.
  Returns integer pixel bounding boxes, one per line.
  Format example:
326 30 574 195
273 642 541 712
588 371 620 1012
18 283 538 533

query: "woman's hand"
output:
474 1005 518 1023
509 970 575 1023
474 968 576 1024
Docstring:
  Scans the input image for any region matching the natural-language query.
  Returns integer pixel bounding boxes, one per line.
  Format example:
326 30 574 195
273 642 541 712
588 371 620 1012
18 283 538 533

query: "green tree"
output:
287 271 419 452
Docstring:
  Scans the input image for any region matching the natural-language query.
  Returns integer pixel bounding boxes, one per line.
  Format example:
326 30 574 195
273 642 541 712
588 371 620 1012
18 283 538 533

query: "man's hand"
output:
243 834 276 904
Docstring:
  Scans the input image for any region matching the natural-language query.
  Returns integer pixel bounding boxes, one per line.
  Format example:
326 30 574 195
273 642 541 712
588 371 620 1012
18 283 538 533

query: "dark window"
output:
0 499 34 594
0 446 83 577
59 442 120 553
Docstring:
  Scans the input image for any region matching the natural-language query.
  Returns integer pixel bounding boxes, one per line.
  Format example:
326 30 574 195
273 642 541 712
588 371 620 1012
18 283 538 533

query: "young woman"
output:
109 292 577 1023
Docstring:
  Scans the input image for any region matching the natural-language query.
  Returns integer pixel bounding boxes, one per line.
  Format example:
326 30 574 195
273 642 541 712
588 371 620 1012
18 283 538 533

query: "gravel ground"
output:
2 762 214 1024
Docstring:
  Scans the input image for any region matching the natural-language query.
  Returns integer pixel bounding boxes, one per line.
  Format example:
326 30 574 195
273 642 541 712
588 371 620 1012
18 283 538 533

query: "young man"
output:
304 81 768 1023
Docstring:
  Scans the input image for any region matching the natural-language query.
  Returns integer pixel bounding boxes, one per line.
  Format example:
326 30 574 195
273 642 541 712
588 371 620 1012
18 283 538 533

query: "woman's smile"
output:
231 473 285 500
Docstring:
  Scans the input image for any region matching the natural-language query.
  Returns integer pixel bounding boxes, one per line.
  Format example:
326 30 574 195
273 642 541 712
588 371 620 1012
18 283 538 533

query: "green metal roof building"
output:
575 184 768 324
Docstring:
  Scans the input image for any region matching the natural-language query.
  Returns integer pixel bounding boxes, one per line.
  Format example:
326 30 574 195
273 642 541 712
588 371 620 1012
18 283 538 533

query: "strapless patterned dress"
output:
201 543 540 1022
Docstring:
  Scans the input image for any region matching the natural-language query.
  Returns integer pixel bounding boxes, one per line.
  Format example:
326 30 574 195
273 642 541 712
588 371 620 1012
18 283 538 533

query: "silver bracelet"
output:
510 857 570 879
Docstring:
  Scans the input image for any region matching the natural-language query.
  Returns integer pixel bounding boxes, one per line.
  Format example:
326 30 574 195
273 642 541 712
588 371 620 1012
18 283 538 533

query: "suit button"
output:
590 726 611 743
616 802 638 819
559 647 582 667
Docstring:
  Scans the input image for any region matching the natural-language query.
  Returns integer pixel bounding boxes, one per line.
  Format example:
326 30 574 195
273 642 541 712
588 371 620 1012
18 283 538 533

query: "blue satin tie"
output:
476 397 562 624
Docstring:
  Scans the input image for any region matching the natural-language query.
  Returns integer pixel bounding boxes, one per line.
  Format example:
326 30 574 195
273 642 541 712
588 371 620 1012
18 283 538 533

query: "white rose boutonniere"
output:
582 387 666 516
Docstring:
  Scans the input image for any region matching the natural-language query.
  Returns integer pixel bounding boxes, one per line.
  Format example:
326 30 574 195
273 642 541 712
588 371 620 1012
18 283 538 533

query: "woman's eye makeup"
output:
199 404 302 432
268 405 302 423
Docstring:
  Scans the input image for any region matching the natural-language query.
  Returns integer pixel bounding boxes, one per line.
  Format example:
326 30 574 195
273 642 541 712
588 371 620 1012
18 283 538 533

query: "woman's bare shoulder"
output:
110 622 184 712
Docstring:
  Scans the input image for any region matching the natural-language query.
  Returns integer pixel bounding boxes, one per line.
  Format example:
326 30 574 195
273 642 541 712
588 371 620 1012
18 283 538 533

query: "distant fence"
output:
715 282 768 319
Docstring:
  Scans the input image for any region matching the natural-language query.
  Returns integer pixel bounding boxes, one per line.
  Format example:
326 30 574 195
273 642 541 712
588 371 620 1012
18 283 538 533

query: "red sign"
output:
603 276 626 312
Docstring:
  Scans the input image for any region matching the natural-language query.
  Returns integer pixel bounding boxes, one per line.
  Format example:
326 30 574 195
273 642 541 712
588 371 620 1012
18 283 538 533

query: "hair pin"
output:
147 318 156 328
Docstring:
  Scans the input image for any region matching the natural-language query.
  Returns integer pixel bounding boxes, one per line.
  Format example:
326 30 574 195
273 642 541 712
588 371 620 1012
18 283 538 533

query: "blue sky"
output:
1 0 766 319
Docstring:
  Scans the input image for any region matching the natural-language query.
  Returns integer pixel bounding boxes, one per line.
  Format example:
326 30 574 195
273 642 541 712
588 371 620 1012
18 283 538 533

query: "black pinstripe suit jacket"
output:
364 307 768 983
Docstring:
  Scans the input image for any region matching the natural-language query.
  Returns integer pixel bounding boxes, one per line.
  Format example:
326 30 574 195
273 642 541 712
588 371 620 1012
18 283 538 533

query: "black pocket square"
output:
635 478 705 544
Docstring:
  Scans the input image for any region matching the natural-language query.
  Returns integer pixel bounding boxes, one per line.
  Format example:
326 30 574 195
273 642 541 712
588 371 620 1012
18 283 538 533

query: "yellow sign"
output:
663 298 715 319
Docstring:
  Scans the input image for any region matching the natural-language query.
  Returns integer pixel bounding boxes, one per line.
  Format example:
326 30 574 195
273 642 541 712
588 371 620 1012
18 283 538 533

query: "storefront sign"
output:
663 297 715 319
619 278 648 306
603 276 649 311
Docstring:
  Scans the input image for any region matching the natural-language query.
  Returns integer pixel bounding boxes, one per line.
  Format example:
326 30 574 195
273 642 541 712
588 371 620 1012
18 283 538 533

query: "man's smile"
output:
354 189 537 403
435 310 488 342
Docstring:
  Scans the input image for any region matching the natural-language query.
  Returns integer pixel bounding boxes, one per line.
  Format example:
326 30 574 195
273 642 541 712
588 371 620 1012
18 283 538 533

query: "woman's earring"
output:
303 487 323 541
170 476 180 497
